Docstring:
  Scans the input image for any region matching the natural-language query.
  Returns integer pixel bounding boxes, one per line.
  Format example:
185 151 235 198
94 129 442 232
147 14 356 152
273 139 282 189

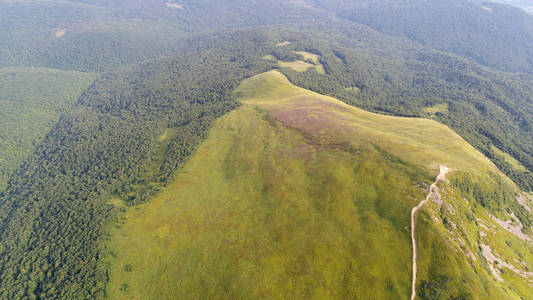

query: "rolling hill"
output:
105 71 532 299
0 28 532 299
0 1 532 298
2 1 532 189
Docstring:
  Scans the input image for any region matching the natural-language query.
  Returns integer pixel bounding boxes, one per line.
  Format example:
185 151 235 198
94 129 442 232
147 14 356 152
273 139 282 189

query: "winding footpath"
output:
411 165 450 300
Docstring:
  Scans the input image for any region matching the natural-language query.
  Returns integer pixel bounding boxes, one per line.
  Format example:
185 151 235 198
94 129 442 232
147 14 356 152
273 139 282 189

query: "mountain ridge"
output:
106 70 532 299
0 3 532 298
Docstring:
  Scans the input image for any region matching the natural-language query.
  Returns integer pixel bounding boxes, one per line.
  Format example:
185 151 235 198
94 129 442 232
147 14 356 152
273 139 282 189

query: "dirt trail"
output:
411 165 450 300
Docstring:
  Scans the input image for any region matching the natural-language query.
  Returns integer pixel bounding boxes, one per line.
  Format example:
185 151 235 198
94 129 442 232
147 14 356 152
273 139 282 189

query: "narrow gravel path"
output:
411 165 450 300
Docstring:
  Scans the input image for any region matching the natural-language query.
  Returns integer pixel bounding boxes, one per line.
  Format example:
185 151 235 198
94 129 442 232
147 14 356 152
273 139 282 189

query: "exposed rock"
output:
490 213 531 242
481 244 533 283
517 193 532 213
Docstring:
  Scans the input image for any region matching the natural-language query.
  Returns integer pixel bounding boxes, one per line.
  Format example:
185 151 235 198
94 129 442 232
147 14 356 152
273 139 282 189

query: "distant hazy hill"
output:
0 0 189 71
3 0 533 74
309 0 533 73
491 0 533 13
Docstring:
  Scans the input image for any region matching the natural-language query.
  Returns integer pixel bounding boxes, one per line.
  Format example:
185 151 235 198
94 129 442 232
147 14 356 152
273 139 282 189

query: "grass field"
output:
262 54 276 61
236 71 495 173
278 60 316 72
278 60 325 74
105 71 532 299
492 145 528 172
423 103 448 116
344 86 360 94
295 51 320 64
274 50 325 74
276 41 292 46
0 67 95 190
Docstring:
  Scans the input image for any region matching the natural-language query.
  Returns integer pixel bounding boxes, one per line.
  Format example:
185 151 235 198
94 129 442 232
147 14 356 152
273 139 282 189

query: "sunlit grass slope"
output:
0 67 95 190
106 71 531 299
235 71 495 173
106 97 429 299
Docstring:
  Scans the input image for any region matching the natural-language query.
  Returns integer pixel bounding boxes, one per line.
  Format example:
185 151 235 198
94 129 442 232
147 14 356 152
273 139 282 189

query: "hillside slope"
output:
0 67 95 190
106 71 533 299
1 29 531 298
0 43 273 299
267 31 533 191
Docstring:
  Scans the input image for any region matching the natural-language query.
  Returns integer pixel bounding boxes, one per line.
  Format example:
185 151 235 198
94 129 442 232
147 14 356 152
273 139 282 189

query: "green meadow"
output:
270 48 326 74
105 71 532 299
492 145 528 173
278 60 318 73
423 103 448 117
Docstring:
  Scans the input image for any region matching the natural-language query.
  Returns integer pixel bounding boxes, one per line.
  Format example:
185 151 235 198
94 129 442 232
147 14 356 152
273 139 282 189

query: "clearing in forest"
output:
278 60 317 72
295 51 320 63
276 41 292 46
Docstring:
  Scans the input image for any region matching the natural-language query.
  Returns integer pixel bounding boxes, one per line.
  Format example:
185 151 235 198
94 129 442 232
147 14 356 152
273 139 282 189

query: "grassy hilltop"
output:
106 71 532 299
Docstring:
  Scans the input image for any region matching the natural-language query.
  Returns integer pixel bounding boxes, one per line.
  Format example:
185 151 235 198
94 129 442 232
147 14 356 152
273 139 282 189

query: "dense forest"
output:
4 0 533 74
0 67 95 191
0 0 188 72
0 0 330 71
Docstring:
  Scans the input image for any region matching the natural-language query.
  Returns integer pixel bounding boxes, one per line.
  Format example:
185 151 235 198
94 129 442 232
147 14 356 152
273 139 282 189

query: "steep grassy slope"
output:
0 46 273 299
106 71 532 299
0 67 95 190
